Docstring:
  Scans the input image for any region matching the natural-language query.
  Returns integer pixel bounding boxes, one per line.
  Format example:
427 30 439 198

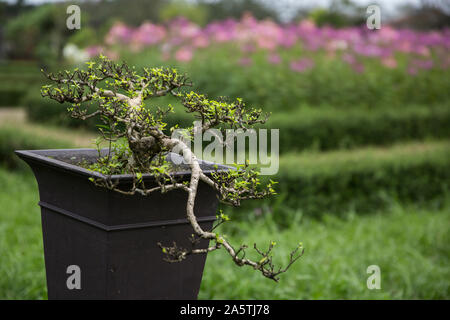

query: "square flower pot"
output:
15 148 223 300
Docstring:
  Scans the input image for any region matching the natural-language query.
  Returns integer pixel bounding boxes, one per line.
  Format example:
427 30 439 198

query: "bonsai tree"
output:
41 55 303 281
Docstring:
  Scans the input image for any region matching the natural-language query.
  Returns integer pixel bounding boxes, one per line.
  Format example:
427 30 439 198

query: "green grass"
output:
0 169 47 299
0 168 448 299
200 206 450 299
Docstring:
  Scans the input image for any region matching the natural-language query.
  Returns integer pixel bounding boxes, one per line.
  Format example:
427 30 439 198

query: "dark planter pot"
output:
15 148 224 300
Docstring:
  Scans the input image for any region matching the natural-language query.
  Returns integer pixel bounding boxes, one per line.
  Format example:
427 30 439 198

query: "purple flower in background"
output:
414 46 431 57
353 43 384 57
381 57 398 69
255 20 282 50
175 47 193 62
240 43 256 53
192 34 210 48
397 40 412 53
327 40 348 51
408 66 418 76
105 22 133 45
131 22 166 47
179 23 201 39
267 53 281 64
278 28 297 48
290 58 314 72
94 14 449 77
298 19 317 32
239 57 252 67
85 45 104 58
351 63 365 73
342 53 356 65
412 59 434 70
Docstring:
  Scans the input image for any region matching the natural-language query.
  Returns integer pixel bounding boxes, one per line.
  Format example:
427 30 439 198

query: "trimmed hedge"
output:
264 105 450 153
233 141 450 223
23 91 196 130
23 90 101 129
0 87 27 107
23 91 450 153
0 66 42 107
0 126 72 170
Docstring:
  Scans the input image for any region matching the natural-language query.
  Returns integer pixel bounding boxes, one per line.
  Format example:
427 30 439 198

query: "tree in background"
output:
198 0 279 23
4 4 70 62
160 0 209 26
392 0 450 30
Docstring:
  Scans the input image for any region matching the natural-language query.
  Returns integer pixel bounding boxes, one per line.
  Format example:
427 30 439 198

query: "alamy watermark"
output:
66 5 81 30
170 121 279 175
66 265 81 290
366 5 381 30
366 265 381 290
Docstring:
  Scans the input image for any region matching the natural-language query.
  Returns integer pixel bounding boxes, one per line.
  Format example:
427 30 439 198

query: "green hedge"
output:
0 87 27 107
0 126 72 170
23 90 450 153
264 105 450 152
232 141 450 223
0 64 42 106
23 92 196 131
23 90 101 129
167 104 450 152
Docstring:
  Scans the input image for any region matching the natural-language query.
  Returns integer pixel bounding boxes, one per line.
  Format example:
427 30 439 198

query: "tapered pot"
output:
15 149 224 300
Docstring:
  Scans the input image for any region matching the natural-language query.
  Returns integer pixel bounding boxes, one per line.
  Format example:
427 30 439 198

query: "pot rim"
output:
15 148 231 182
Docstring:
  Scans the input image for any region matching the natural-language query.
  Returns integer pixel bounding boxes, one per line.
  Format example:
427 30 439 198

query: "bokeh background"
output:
0 0 449 299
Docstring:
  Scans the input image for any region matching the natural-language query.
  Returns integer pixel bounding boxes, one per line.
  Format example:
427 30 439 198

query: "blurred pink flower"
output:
397 41 412 53
278 29 297 48
192 35 210 48
377 26 399 43
415 46 431 57
239 57 252 67
131 22 166 47
255 20 282 50
85 46 104 58
179 23 201 39
290 58 314 72
381 57 397 69
97 15 449 79
412 59 434 70
240 43 256 53
105 22 133 45
175 47 193 62
408 66 418 75
351 63 365 73
257 38 278 50
328 40 348 51
342 53 356 65
298 19 316 32
267 53 281 64
241 12 258 28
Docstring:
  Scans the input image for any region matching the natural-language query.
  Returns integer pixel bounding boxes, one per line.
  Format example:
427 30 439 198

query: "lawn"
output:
200 205 450 299
0 168 448 299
